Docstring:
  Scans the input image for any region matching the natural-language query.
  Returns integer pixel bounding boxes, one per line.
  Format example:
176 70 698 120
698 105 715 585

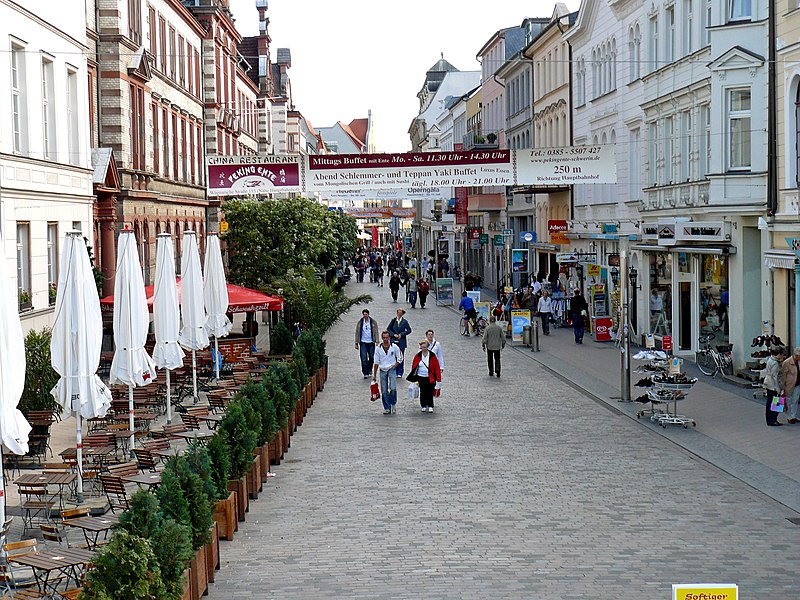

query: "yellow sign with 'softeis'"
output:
672 584 737 600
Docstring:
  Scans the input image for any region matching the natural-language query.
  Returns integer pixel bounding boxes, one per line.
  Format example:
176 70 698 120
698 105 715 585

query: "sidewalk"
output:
495 315 800 513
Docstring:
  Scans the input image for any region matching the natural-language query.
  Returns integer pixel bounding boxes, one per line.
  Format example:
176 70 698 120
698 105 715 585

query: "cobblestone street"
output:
208 280 800 599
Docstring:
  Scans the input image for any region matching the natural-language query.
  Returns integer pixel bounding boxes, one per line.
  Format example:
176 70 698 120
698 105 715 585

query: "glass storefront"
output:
648 254 672 336
700 254 729 345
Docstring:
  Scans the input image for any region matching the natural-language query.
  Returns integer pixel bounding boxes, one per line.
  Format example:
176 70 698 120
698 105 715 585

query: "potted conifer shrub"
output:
237 394 263 499
207 430 237 540
183 444 222 580
220 401 256 520
290 347 309 424
270 320 294 357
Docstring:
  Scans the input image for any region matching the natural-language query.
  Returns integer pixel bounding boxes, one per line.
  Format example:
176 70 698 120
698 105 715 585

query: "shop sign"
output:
511 249 528 273
520 231 536 243
676 221 728 243
470 239 481 250
551 232 569 244
556 252 579 263
219 220 229 234
602 223 617 233
672 584 737 600
662 335 673 352
608 253 620 267
786 237 800 258
479 233 489 244
641 223 658 240
455 187 469 225
587 264 601 277
658 223 676 246
493 235 505 247
468 227 482 239
548 219 569 233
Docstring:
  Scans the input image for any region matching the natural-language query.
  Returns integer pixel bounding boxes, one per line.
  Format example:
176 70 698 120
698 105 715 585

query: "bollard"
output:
522 325 532 347
532 321 540 352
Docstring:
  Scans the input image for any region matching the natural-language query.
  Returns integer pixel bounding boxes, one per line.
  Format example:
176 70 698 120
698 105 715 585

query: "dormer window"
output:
728 0 751 21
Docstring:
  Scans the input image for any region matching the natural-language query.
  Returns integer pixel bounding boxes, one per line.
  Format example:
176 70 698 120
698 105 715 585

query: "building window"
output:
11 44 28 155
148 5 156 57
162 106 170 176
67 68 80 166
680 110 692 181
180 116 188 182
42 58 55 160
128 0 142 45
168 26 176 79
666 6 675 62
178 34 185 87
795 85 800 188
129 83 146 170
648 122 659 185
665 116 674 183
699 104 710 178
152 101 159 173
47 223 58 305
683 0 694 56
159 16 167 72
703 0 712 45
630 127 641 199
17 222 31 309
649 15 659 73
727 88 751 170
172 110 178 180
728 0 752 21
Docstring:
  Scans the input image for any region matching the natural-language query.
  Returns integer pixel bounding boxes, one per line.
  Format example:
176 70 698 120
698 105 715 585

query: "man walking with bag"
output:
355 309 379 379
373 331 403 415
569 289 589 344
482 316 505 377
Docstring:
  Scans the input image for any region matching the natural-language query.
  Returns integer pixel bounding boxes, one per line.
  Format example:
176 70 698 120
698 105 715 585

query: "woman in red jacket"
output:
408 339 442 413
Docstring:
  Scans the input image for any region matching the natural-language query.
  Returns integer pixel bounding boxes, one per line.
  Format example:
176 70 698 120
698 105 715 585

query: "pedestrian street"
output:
208 280 800 599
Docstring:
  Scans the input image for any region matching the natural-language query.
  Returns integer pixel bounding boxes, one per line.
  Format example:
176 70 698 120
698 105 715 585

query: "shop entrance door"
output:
674 252 698 355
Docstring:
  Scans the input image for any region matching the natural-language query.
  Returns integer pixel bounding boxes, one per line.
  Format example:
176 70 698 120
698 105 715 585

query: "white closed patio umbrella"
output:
152 233 184 424
50 231 112 502
204 233 232 380
109 229 157 455
0 233 32 526
178 230 209 402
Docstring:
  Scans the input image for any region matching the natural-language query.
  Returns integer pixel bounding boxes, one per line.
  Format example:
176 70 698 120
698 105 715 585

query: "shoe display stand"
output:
634 362 697 428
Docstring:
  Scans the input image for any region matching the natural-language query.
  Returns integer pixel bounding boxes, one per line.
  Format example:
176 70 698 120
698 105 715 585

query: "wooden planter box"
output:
288 409 296 435
190 545 208 600
256 445 270 482
246 455 261 499
205 522 220 583
227 476 248 521
213 491 237 540
282 427 290 453
317 368 324 391
304 383 311 413
181 569 191 600
269 433 282 466
310 376 317 400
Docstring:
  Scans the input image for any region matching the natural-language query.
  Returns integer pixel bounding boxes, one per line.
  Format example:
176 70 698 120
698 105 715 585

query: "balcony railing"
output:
462 130 500 151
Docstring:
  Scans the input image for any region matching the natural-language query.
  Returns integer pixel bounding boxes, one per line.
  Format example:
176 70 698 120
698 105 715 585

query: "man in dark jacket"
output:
569 289 589 344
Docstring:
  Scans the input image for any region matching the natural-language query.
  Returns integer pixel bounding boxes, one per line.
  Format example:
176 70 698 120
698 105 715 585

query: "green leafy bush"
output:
270 320 294 355
79 531 167 599
21 328 60 415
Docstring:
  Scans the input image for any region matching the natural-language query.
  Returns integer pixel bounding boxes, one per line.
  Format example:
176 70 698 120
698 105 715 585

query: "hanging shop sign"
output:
786 237 800 258
587 264 601 277
322 187 450 201
511 249 528 273
549 219 570 244
206 155 304 196
672 584 737 600
641 223 659 240
493 235 505 247
470 239 481 250
209 147 616 196
676 221 729 243
455 187 469 225
556 253 579 263
437 238 451 257
479 233 489 244
515 145 617 184
658 223 676 246
520 231 536 243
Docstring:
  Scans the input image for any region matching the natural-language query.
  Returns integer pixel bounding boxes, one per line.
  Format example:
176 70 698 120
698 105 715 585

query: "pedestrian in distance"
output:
354 309 379 379
375 263 385 287
482 316 505 378
417 277 430 308
387 308 412 377
373 331 403 415
763 345 786 426
407 339 442 413
425 329 444 376
407 273 418 308
458 291 478 335
537 290 553 336
389 271 401 302
569 289 589 344
779 347 800 424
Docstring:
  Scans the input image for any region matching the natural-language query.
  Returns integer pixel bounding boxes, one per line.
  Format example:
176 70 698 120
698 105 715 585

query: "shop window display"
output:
649 254 672 335
700 255 728 343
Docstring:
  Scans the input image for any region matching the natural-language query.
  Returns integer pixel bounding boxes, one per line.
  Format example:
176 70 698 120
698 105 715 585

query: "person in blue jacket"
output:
387 308 412 377
459 291 478 335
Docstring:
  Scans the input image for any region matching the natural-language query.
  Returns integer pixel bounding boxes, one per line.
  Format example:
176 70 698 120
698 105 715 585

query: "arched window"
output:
634 24 641 80
611 38 617 90
795 83 800 188
591 50 598 98
555 115 561 146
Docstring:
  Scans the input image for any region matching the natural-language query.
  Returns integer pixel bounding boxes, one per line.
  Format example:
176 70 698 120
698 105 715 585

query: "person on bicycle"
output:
459 291 478 335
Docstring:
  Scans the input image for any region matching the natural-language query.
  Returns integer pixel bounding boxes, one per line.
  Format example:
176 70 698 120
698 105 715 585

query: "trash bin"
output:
522 325 532 347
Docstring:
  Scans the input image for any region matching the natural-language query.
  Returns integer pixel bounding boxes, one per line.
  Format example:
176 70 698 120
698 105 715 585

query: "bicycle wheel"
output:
459 318 469 336
696 349 715 376
720 354 734 377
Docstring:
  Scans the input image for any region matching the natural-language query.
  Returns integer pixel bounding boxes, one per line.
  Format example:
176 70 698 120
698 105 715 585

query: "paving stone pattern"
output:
208 280 800 599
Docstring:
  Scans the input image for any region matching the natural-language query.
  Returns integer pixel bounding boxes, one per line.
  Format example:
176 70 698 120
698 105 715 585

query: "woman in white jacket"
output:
763 346 786 426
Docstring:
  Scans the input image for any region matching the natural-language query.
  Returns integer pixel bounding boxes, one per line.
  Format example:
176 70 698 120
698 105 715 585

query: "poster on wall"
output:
437 238 451 257
510 309 531 344
436 278 454 306
475 301 492 323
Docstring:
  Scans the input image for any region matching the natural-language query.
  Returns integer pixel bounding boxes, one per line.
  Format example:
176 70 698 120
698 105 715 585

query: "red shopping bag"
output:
370 380 380 402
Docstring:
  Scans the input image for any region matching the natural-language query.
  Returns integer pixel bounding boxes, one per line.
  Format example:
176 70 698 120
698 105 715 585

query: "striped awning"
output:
764 251 796 270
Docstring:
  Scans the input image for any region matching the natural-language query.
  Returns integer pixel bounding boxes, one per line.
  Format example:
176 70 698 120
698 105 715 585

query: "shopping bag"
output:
370 381 380 402
407 383 420 400
770 395 786 413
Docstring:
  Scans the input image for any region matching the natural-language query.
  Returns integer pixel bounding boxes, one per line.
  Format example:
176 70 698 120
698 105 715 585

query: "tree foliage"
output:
221 197 358 289
272 267 371 333
21 327 61 416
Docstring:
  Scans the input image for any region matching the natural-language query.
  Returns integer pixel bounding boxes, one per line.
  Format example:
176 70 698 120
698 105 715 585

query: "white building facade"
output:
1 0 94 331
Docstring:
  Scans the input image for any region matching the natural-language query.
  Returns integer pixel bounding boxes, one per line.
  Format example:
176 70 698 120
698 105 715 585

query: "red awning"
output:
100 278 283 314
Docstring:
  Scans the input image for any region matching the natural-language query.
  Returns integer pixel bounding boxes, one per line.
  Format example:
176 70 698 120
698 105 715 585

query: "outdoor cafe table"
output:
174 430 214 444
60 445 114 468
8 546 95 596
15 472 77 510
62 514 119 549
120 471 162 489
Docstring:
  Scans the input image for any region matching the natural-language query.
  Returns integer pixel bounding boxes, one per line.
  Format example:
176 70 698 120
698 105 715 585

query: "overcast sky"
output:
229 0 580 153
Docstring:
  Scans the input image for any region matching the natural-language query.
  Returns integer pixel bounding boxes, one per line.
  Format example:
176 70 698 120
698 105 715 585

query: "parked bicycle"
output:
459 313 487 337
695 333 733 378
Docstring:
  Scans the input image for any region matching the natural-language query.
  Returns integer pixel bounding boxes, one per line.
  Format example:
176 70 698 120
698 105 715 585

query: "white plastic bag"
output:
407 383 420 400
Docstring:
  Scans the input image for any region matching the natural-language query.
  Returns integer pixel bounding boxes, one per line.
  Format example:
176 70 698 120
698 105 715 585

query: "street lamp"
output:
628 267 639 289
610 265 620 286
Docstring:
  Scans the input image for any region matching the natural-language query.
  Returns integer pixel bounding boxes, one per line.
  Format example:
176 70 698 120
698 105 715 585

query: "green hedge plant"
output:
207 431 232 500
270 320 294 355
164 455 213 551
219 402 257 479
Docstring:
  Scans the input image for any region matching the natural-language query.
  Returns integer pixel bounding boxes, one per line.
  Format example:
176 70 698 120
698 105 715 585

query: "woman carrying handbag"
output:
407 339 442 413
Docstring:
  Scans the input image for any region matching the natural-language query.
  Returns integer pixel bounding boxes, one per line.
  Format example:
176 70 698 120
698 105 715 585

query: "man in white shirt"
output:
355 309 379 378
373 331 403 414
425 329 444 375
